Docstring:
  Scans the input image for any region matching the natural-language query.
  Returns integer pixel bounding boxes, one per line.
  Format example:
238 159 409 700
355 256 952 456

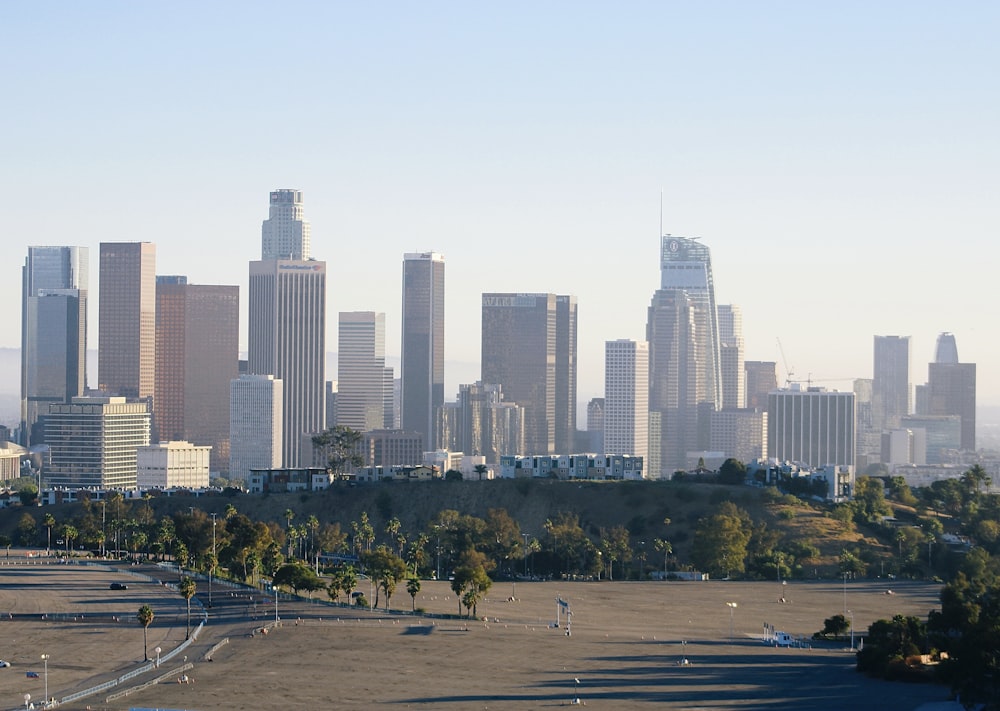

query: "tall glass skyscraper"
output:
873 335 910 430
647 235 721 472
98 242 156 399
400 252 445 451
21 246 89 445
337 311 391 433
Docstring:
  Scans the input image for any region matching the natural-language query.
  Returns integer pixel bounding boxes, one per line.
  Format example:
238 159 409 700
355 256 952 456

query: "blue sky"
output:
3 2 998 408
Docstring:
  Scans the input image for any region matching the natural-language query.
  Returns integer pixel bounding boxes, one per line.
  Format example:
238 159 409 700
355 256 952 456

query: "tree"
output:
718 458 747 485
17 512 37 546
273 561 324 596
817 613 850 639
445 469 463 481
43 513 55 553
599 526 631 581
179 576 196 639
137 604 155 661
474 464 489 481
351 512 375 553
691 502 752 578
62 524 78 554
653 538 673 578
407 577 421 611
311 425 364 478
363 545 408 610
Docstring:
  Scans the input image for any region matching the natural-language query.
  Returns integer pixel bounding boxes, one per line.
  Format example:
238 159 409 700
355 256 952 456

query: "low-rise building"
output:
247 467 332 494
137 441 211 489
499 453 643 480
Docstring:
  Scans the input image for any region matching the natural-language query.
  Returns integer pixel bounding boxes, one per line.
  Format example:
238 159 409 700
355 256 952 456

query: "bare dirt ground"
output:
0 555 955 711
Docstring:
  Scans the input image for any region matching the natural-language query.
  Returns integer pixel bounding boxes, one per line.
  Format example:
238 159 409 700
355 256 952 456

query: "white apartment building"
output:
137 441 211 489
230 374 283 482
603 339 648 471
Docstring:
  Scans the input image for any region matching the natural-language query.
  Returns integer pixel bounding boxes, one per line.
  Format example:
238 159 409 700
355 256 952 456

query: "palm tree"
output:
407 577 421 611
179 576 196 639
137 605 154 661
43 513 55 554
474 464 489 481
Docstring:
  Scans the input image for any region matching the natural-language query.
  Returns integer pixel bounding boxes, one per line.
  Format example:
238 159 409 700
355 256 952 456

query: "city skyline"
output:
3 4 999 410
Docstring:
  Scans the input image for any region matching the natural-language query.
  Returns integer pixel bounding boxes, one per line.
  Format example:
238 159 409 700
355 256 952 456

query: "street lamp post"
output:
434 525 442 581
726 602 738 643
155 646 161 668
40 654 49 705
848 610 855 651
522 533 530 578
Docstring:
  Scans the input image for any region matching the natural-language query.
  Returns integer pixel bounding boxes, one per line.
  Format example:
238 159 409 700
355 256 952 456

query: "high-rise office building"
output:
717 304 745 410
249 189 325 467
400 252 445 451
98 242 156 399
45 396 151 489
249 258 326 468
229 374 283 482
928 361 976 452
337 312 391 432
587 398 605 452
554 295 578 453
482 293 578 455
21 246 89 445
155 277 239 472
710 408 768 464
873 335 910 431
261 189 311 261
744 361 778 410
647 235 721 473
767 387 856 468
604 340 649 468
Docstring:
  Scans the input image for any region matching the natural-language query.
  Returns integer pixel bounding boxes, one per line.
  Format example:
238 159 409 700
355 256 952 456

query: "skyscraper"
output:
261 189 311 261
928 361 976 452
400 252 445 451
98 242 156 399
717 304 745 410
647 235 722 473
554 295 578 453
337 312 391 432
438 382 524 463
744 361 777 410
482 293 577 455
21 246 89 445
872 335 910 431
604 340 649 468
155 277 239 472
249 190 326 467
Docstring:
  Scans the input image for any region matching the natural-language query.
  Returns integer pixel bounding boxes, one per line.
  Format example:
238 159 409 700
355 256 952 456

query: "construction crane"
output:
776 337 795 387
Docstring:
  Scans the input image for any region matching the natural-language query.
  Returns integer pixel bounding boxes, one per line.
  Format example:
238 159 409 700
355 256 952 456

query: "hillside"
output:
0 479 873 577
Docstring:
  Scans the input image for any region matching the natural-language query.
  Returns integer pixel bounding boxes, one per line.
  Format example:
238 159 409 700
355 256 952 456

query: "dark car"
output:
109 582 127 590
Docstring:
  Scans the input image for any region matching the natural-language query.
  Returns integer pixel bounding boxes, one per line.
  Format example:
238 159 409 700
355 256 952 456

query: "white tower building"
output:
604 339 649 469
229 374 283 482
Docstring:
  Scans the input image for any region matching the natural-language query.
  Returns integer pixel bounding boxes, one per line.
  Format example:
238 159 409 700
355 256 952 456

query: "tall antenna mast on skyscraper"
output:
659 189 664 238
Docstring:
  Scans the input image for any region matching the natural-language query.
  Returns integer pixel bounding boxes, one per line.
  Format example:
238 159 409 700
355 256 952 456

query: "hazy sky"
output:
3 2 998 410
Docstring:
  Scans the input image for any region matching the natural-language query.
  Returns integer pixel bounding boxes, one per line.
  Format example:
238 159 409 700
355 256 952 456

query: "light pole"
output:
522 533 530 578
40 653 49 705
848 609 855 651
155 646 161 668
726 602 738 643
843 571 848 615
434 526 442 581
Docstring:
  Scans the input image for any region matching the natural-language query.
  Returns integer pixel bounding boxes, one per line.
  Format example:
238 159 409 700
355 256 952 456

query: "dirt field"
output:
0 557 957 710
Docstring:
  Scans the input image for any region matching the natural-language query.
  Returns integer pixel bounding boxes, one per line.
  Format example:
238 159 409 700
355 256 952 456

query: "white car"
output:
0 660 11 668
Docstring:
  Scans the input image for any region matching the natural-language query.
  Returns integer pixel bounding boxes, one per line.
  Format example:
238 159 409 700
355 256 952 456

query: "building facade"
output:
717 304 745 410
927 362 976 452
229 374 283 482
437 382 524 463
137 441 211 489
767 387 856 468
261 189 310 261
604 340 649 468
400 252 445 451
362 429 424 468
744 361 778 410
337 312 391 433
873 335 910 431
155 278 239 472
21 246 89 446
248 258 326 467
710 408 768 464
98 242 156 399
44 396 152 489
481 293 577 456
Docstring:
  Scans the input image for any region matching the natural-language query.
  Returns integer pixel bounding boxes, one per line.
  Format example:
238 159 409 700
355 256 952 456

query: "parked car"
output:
109 582 127 590
0 660 11 668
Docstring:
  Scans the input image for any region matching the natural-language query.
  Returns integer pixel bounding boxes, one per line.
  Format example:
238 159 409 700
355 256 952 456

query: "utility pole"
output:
209 513 217 609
